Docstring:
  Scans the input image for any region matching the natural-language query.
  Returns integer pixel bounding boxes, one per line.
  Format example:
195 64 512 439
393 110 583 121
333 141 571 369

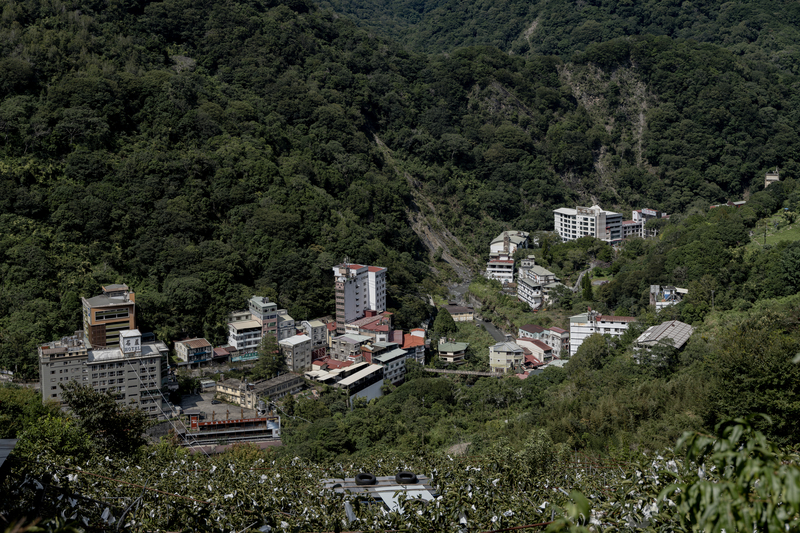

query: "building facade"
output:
279 334 312 372
553 205 623 244
489 341 524 373
485 252 516 284
489 231 529 254
330 334 372 362
39 329 169 417
333 262 388 333
569 311 637 356
174 338 213 367
543 327 569 359
373 347 407 385
442 304 474 322
517 278 543 310
81 284 136 348
438 341 469 365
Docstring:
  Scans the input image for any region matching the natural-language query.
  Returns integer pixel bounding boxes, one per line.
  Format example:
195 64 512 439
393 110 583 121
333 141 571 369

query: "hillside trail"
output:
371 132 475 284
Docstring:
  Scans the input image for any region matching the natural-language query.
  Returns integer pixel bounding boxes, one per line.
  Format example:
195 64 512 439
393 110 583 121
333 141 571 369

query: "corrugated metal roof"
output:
636 320 694 349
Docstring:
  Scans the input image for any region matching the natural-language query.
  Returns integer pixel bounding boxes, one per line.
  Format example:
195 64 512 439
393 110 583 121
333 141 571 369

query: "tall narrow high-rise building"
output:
333 261 387 333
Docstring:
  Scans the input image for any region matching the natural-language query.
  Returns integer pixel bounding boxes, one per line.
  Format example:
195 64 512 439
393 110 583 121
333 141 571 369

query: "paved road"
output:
480 319 508 342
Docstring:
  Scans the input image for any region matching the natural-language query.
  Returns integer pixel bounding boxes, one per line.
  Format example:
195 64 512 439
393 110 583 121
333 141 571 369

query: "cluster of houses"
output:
182 261 430 405
481 310 694 378
483 230 564 310
37 260 433 417
487 323 571 377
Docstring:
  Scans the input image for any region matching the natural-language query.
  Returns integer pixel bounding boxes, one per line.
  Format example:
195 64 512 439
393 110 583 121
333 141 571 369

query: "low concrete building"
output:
403 329 427 364
526 265 559 285
345 311 393 343
174 338 213 368
438 341 469 365
443 304 475 322
330 333 372 362
490 230 529 254
279 334 312 372
517 339 553 362
518 324 545 340
650 285 688 312
305 362 384 403
373 347 407 385
216 373 304 409
489 341 524 374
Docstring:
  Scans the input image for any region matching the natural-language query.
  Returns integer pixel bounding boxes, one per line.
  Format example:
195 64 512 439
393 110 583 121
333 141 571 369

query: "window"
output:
51 386 57 390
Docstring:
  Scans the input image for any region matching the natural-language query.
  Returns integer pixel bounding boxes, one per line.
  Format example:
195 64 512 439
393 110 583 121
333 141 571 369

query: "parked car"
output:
211 399 221 405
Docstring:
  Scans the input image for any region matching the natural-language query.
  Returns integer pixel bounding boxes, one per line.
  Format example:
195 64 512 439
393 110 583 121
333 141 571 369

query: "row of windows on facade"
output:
45 360 159 368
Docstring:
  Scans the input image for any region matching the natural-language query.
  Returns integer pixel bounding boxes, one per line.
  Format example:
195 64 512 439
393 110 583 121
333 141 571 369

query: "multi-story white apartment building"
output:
517 278 543 310
279 334 312 372
489 341 524 373
39 329 169 417
301 320 327 348
553 205 623 244
333 262 387 333
486 252 516 284
227 296 293 357
484 231 529 284
543 327 570 359
569 310 637 356
622 208 670 239
228 320 263 354
276 312 296 341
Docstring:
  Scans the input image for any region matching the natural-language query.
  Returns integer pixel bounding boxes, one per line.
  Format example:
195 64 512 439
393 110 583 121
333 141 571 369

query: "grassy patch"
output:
747 213 800 250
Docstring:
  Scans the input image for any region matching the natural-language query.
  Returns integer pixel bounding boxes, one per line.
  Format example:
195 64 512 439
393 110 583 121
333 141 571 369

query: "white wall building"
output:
486 252 516 284
276 312 296 341
517 278 543 310
554 205 623 244
301 319 327 348
333 262 387 333
569 311 637 356
542 327 570 359
228 320 263 353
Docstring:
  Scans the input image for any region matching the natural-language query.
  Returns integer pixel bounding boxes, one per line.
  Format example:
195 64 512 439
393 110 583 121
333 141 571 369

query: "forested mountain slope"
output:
2 0 800 377
320 0 800 61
